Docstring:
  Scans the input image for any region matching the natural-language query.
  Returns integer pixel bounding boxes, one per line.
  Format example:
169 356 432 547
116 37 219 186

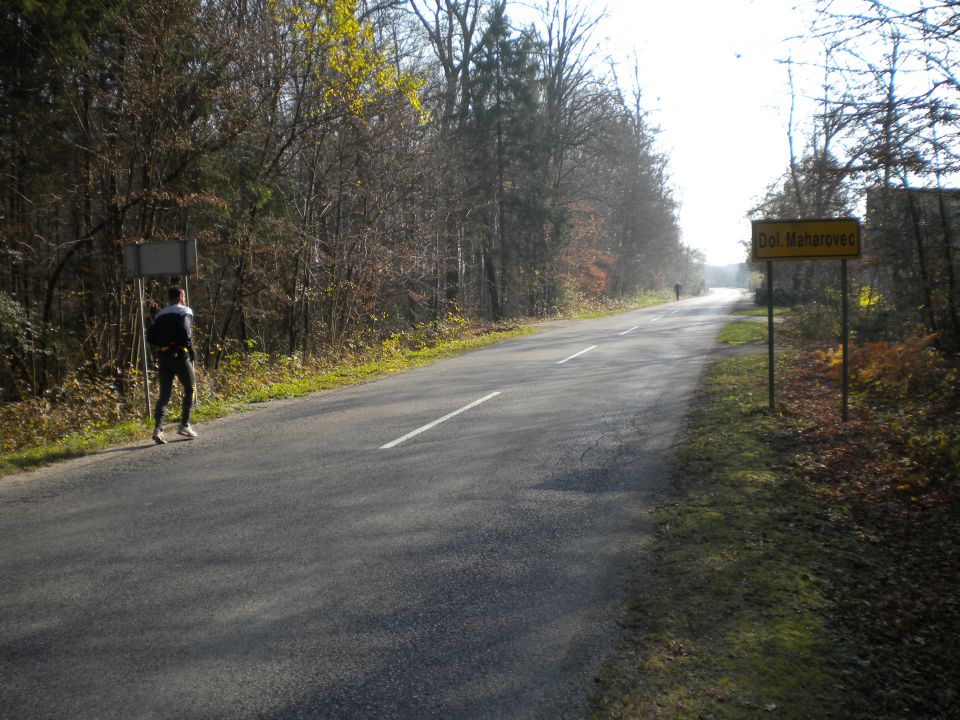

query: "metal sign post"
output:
767 260 775 411
841 258 850 421
136 276 152 418
752 218 861 421
123 239 199 419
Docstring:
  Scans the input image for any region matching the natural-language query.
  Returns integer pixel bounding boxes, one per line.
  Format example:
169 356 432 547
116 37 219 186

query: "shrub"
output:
816 333 960 492
0 366 136 454
790 301 840 342
817 331 948 404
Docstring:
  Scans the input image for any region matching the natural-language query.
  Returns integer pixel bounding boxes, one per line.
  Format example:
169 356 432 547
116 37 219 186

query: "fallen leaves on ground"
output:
780 352 960 718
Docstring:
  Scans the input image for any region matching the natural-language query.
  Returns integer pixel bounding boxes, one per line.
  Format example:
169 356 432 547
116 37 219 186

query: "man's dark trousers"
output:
154 350 195 427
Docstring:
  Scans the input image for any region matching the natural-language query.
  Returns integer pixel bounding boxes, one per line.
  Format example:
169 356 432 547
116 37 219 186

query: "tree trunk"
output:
906 192 940 347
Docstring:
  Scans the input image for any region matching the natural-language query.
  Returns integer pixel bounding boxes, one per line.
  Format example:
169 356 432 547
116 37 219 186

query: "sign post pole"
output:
136 275 152 419
180 240 191 307
842 258 849 421
767 260 775 411
751 218 861 422
123 238 199 420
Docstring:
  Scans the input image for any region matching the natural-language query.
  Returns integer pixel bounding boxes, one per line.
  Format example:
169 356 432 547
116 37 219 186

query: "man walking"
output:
148 285 198 444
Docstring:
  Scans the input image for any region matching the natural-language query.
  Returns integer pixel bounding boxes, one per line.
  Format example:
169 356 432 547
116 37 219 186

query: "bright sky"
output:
601 0 818 265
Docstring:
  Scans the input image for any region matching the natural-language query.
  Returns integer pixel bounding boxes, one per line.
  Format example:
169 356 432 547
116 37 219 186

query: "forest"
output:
1 0 694 405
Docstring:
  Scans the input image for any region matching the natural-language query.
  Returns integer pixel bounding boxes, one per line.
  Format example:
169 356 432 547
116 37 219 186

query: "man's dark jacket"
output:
148 304 194 359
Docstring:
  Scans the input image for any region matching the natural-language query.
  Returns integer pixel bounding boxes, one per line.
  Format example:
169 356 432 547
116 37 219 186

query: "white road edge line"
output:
618 326 640 336
380 392 502 449
557 345 597 365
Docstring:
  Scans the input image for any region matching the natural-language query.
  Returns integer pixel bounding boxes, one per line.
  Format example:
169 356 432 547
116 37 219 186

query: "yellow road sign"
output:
751 218 861 260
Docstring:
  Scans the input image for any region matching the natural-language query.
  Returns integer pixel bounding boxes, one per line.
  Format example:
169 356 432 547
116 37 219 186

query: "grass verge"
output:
0 326 534 477
234 329 534 404
590 353 854 718
563 291 674 319
717 321 768 346
735 306 788 317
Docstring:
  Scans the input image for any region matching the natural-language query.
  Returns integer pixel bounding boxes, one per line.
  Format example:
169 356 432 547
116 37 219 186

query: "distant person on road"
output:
674 282 682 301
147 285 198 444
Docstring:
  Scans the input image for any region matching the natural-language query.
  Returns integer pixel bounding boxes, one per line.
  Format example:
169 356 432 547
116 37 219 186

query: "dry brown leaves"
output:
779 352 960 718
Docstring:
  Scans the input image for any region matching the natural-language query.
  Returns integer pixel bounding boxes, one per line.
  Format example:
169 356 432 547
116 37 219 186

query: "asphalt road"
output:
0 288 747 720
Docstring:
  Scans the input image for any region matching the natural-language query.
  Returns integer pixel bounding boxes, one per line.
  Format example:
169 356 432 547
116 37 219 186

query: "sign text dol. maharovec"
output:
752 218 861 260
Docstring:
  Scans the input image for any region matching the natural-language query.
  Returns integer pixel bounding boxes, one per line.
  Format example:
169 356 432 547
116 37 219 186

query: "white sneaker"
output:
152 427 166 445
177 424 198 439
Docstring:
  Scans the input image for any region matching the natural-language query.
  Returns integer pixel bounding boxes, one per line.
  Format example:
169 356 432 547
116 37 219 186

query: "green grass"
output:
561 291 673 319
589 353 858 719
0 420 153 475
735 306 788 317
717 320 768 345
0 326 534 477
236 330 534 404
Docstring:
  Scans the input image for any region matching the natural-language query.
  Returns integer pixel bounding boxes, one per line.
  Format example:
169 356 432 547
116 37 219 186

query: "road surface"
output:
0 288 746 719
